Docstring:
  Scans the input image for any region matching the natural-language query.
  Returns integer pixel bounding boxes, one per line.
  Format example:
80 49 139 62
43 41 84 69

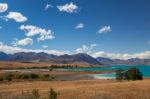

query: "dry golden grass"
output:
0 61 51 68
0 61 91 69
0 79 150 99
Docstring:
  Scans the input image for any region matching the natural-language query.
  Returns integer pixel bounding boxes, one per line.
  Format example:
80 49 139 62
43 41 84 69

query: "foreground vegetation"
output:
0 79 150 99
0 73 54 81
0 88 57 99
0 63 148 99
0 60 102 70
116 67 143 81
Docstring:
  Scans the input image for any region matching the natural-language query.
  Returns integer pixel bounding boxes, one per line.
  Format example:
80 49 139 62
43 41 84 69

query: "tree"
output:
115 67 143 81
125 67 143 80
115 69 124 82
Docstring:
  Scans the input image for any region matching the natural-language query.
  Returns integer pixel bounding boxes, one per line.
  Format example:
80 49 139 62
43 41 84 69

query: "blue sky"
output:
0 0 150 59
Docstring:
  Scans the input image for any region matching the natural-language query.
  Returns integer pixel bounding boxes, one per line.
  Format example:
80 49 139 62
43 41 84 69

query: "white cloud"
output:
75 23 84 29
148 41 150 44
0 26 2 29
0 42 3 45
0 43 150 59
75 44 150 59
2 12 27 22
75 44 97 54
12 38 33 46
0 3 8 13
57 2 78 13
0 43 67 55
42 45 48 49
98 26 111 34
45 4 53 10
19 25 55 42
91 51 150 60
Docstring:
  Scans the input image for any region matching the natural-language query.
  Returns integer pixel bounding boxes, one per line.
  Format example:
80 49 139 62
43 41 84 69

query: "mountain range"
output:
0 52 101 66
96 57 150 65
0 52 150 65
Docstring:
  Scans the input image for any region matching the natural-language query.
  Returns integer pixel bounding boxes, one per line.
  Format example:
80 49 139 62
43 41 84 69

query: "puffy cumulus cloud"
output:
44 4 53 10
98 26 111 34
75 44 97 54
19 25 55 42
75 23 84 29
2 12 27 22
91 51 130 59
57 2 78 13
42 45 48 49
0 3 8 13
12 38 33 46
0 43 66 55
75 44 150 59
0 43 150 59
91 51 150 60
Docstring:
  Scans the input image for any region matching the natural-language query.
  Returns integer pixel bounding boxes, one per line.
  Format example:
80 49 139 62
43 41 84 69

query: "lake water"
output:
65 65 150 79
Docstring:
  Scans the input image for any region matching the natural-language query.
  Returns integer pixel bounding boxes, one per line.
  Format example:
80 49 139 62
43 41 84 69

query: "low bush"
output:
51 64 79 68
0 73 51 81
48 88 57 99
29 74 39 79
0 77 3 81
0 88 58 99
31 89 40 99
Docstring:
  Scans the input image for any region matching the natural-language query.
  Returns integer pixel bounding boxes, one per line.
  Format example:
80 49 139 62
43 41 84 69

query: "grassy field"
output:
0 79 150 99
0 61 94 69
0 61 149 99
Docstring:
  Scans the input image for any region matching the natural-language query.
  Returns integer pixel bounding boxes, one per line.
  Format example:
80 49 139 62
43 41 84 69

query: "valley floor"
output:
0 61 149 99
0 79 150 99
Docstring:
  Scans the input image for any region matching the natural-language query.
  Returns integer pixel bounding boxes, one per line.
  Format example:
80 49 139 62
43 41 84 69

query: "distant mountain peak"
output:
0 52 101 66
96 57 150 65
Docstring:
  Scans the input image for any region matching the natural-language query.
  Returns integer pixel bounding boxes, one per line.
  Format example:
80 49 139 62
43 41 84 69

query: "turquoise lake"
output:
65 65 150 79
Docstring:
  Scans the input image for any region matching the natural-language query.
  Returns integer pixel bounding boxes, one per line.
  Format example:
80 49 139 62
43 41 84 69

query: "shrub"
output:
0 77 3 81
116 69 124 82
49 68 53 71
22 74 30 79
43 74 50 78
0 73 52 81
16 74 29 79
48 88 57 99
29 74 39 79
51 76 55 80
39 74 50 80
31 89 40 99
5 73 14 81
